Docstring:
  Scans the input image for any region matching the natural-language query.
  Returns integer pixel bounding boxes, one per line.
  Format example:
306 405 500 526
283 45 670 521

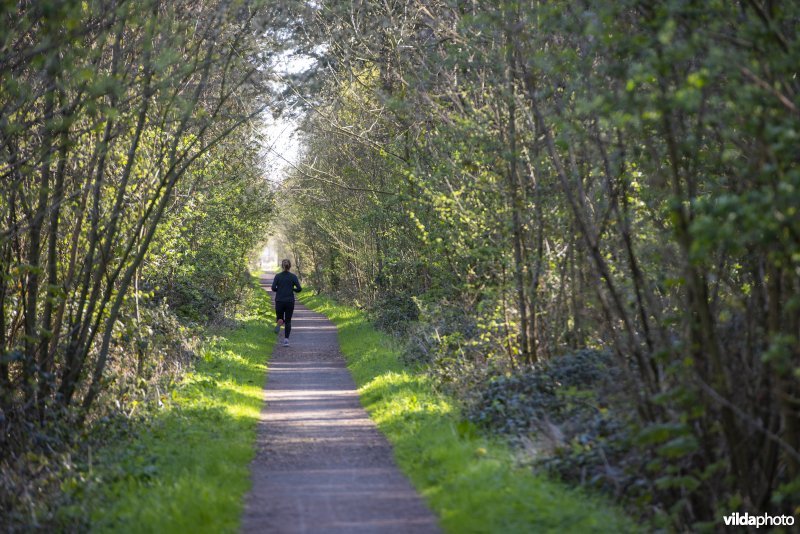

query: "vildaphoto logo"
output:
723 512 795 528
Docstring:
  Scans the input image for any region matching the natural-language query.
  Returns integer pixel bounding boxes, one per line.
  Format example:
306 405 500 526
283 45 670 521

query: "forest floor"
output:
240 273 440 533
69 272 627 532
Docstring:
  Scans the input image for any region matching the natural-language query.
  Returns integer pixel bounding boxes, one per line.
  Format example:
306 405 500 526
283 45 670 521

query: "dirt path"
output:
240 274 440 533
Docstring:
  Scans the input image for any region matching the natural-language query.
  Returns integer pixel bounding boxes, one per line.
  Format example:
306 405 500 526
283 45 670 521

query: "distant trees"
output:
0 0 273 436
284 0 800 527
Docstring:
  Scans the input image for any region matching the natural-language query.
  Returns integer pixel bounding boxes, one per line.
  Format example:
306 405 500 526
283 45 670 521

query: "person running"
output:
271 259 302 347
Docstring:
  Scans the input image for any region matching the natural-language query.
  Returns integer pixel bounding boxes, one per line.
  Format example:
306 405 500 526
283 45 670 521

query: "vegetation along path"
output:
241 273 440 533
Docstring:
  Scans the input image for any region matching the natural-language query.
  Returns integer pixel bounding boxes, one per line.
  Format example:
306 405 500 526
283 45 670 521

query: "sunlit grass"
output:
86 286 273 533
299 291 639 533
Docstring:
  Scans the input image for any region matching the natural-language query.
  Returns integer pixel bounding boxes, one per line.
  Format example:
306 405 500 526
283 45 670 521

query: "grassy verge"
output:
298 291 638 533
83 284 273 533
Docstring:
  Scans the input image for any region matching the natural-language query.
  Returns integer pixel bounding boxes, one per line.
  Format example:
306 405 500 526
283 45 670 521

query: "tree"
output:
0 0 274 431
282 0 800 526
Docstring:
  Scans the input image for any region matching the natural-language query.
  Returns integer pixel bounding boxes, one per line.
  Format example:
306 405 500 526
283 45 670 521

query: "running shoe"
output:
283 338 289 347
274 318 284 334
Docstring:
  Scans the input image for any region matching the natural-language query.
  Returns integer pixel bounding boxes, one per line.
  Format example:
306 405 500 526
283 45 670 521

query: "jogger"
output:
271 259 302 346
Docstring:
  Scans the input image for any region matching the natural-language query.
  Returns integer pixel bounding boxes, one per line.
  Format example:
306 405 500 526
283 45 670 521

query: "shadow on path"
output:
240 274 440 533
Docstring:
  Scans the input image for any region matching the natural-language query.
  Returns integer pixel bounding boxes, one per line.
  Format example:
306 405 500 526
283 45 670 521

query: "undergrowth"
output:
73 280 273 533
298 291 639 533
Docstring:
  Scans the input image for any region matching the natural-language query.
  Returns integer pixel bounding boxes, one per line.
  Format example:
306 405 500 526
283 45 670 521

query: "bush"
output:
369 293 420 336
466 350 643 499
400 300 480 367
0 297 201 531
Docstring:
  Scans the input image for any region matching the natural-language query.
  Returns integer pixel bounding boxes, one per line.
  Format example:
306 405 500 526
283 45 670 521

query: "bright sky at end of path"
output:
262 116 303 184
260 50 318 184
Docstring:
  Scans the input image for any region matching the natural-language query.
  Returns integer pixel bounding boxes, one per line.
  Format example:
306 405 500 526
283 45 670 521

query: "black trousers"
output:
275 301 295 338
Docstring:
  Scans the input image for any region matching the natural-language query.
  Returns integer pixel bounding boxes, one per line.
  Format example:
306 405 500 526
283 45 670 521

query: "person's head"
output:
281 259 291 272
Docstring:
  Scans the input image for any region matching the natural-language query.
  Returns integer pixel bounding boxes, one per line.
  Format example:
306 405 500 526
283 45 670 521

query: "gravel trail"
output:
240 273 440 533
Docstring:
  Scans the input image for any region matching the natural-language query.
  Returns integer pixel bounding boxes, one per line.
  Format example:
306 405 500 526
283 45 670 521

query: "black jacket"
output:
271 271 302 303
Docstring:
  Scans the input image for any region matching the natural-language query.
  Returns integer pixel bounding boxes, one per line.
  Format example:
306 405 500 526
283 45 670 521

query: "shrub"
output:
467 350 642 500
0 297 200 531
400 300 480 366
370 293 420 336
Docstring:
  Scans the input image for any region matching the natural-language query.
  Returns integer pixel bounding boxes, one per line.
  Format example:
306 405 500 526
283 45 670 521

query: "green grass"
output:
298 291 639 533
85 285 274 533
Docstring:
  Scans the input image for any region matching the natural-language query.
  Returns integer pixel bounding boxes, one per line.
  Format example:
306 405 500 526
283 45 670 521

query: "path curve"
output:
240 274 440 533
